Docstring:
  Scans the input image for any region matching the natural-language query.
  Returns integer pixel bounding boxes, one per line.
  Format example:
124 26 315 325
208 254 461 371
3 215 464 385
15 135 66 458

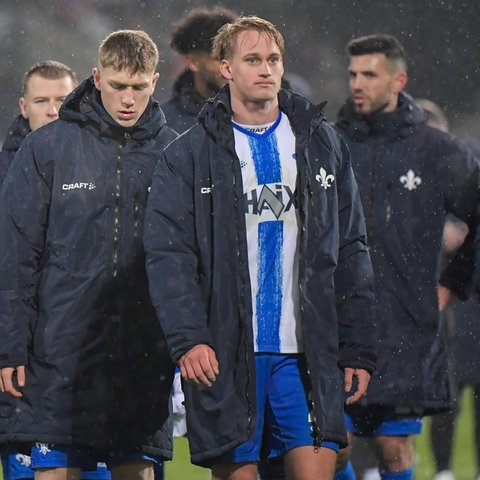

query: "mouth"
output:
118 111 136 121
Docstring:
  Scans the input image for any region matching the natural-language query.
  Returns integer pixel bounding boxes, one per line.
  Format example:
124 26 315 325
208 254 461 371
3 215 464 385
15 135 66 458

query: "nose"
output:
259 60 271 77
351 75 364 90
122 88 134 107
47 102 59 117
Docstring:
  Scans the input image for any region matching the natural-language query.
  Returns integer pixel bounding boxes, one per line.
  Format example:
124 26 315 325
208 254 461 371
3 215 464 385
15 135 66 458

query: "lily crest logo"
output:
315 167 335 189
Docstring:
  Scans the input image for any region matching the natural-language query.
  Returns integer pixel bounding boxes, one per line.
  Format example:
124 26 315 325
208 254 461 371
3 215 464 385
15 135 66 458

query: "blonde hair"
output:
212 15 284 61
98 29 158 74
23 60 77 95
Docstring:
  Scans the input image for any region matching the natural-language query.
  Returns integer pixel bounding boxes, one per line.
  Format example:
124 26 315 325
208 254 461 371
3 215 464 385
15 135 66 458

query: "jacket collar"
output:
336 91 427 141
59 76 166 142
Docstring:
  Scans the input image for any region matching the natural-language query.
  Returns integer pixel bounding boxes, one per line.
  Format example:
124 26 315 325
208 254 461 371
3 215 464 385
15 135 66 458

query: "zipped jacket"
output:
0 77 177 458
144 86 377 465
335 92 480 413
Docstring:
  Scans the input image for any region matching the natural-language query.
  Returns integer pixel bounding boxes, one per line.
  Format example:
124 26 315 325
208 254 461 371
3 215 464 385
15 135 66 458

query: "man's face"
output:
19 74 76 131
220 30 284 105
187 50 226 98
348 53 406 115
92 66 158 128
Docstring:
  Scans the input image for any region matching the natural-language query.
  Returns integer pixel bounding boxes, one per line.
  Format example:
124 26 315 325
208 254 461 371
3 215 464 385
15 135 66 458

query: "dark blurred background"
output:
1 0 479 140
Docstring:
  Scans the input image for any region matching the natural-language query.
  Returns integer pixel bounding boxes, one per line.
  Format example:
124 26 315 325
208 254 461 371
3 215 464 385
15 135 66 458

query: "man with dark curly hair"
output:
161 6 238 133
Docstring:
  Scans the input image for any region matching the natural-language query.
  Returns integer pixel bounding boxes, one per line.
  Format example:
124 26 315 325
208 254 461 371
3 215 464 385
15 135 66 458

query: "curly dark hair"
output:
170 6 238 55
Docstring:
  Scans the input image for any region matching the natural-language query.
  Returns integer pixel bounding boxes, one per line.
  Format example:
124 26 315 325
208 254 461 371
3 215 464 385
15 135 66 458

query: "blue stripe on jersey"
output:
249 130 281 184
257 221 283 352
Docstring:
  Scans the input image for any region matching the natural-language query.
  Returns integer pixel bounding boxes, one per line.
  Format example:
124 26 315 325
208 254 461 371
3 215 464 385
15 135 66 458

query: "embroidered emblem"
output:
14 453 32 467
35 442 52 456
399 169 422 191
315 167 335 189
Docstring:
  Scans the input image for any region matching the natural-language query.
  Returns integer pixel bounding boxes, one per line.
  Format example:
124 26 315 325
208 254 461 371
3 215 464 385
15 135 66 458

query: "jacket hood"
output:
336 91 427 141
170 69 207 116
1 115 30 153
59 76 167 142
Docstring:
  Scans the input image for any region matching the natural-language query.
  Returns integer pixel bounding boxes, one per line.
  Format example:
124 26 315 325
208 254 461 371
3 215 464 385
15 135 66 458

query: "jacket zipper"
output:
112 137 126 278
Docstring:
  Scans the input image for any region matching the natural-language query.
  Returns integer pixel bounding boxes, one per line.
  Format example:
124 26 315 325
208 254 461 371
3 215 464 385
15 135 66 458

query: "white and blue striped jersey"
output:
233 111 303 353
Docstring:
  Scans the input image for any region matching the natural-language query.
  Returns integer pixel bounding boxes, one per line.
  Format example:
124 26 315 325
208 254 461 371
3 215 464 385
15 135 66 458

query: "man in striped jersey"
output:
145 15 377 480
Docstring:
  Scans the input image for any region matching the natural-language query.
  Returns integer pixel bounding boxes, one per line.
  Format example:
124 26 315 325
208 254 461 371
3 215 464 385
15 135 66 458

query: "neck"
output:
230 96 279 125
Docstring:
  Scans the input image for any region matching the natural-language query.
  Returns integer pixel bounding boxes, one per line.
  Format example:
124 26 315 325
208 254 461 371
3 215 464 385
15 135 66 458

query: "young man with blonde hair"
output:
0 60 77 183
144 16 377 480
0 29 177 480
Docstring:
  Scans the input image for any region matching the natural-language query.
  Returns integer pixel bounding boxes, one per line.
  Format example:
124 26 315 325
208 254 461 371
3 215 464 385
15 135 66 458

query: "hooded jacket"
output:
144 86 377 465
0 114 30 184
161 69 207 133
335 92 480 413
0 77 177 458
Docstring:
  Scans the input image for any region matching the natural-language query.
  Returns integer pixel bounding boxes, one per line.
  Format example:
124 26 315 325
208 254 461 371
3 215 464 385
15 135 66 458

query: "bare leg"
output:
212 461 258 480
111 461 154 480
284 445 337 480
374 435 413 472
34 468 81 480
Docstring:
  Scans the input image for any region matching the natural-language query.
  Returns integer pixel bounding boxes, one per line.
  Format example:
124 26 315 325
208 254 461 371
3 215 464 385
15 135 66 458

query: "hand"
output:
179 344 219 387
0 365 25 397
344 367 370 405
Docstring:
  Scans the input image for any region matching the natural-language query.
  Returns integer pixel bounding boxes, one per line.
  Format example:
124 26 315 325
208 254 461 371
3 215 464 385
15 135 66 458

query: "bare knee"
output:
111 461 154 480
211 462 258 480
34 467 81 480
375 435 413 472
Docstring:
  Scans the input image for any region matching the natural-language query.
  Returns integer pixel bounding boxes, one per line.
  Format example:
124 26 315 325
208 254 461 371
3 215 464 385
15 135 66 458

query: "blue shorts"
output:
345 404 423 437
1 451 34 480
217 353 339 463
1 451 111 480
30 443 159 474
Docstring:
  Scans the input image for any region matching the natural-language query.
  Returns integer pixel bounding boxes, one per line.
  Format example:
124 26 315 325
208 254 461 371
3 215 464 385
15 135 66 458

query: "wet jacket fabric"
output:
335 92 480 413
0 77 177 458
160 69 206 133
144 86 377 465
0 114 30 184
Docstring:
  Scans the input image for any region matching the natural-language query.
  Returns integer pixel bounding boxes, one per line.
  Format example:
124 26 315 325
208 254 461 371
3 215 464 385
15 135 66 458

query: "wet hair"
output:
22 60 78 95
170 6 238 55
98 29 158 75
347 34 407 72
212 15 285 61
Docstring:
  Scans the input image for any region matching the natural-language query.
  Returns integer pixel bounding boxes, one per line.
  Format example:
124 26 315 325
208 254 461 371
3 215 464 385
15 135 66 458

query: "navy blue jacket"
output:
144 86 377 465
0 114 30 184
160 69 207 134
0 77 177 457
335 92 480 413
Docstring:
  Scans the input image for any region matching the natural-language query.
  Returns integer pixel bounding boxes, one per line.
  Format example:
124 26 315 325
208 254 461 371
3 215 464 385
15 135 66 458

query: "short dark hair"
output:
170 6 238 55
22 60 78 95
347 34 407 71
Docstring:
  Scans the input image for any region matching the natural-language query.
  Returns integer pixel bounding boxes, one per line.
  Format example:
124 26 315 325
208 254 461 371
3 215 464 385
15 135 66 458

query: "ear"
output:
185 54 200 73
19 97 28 119
219 59 232 80
92 67 101 89
151 72 159 90
394 71 407 93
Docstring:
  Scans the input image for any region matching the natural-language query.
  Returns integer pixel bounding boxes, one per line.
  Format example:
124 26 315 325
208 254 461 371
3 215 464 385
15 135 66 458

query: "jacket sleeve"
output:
438 138 480 299
333 136 377 373
0 137 51 367
144 141 213 364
